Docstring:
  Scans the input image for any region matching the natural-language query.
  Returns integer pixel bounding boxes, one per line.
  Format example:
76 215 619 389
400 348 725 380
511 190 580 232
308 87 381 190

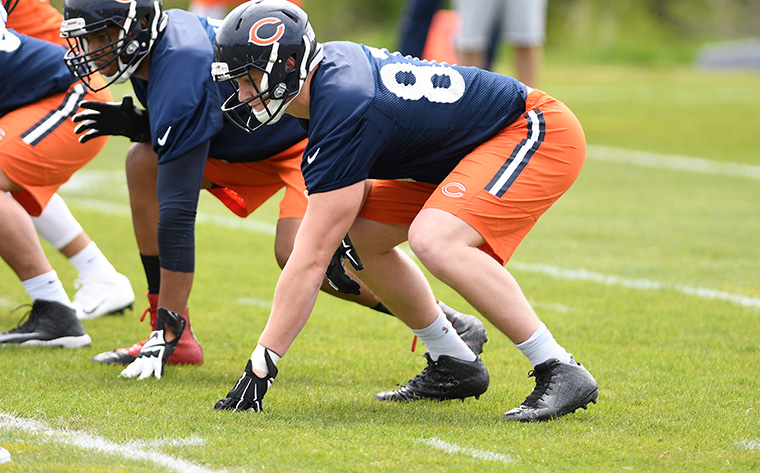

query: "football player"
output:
1 0 134 321
60 0 488 379
0 0 131 347
211 0 598 421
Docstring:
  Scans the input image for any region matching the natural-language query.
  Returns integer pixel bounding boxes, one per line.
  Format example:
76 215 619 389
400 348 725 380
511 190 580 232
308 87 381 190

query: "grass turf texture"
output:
0 64 758 472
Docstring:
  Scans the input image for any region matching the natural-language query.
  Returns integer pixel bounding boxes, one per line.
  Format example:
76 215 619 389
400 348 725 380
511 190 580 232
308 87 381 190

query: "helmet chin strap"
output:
252 95 290 125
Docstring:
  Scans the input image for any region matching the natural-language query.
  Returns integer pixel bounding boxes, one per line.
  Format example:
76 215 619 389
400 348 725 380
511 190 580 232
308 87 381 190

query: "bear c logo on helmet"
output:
249 17 285 46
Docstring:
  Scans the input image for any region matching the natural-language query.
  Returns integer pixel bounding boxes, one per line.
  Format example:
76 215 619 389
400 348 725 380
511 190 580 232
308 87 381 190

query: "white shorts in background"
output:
454 0 547 50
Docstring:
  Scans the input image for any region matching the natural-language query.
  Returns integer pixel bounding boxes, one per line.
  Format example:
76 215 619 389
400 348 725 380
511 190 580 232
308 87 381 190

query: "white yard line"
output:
736 439 760 451
510 262 760 310
55 145 759 314
0 413 231 473
419 437 519 464
586 145 760 180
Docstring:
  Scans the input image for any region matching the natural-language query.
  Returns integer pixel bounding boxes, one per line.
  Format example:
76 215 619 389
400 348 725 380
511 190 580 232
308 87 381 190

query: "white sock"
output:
22 270 72 308
69 242 116 275
515 322 573 367
250 344 281 376
31 193 83 249
412 310 477 362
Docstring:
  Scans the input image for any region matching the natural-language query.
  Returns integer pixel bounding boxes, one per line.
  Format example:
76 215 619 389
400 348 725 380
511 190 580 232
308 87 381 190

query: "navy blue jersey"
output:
129 10 307 272
302 42 528 194
131 10 306 164
0 28 76 117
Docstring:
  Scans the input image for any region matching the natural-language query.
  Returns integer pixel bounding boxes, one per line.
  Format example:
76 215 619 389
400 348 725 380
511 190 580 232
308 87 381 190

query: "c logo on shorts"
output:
249 17 285 46
441 182 466 198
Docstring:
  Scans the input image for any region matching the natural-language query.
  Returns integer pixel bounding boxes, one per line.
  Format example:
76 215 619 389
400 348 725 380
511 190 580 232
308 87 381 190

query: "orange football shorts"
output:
0 75 111 216
359 89 586 265
204 138 309 219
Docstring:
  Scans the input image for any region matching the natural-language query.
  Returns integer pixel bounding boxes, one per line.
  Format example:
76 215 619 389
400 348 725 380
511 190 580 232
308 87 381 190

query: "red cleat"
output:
90 292 203 365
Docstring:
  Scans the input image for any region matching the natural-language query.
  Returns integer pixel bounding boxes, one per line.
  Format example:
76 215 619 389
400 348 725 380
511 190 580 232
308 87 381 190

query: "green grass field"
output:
1 63 759 472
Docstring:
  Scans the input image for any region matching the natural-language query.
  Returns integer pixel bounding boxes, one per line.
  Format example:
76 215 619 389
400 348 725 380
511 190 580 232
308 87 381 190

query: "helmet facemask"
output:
61 0 167 92
212 0 323 133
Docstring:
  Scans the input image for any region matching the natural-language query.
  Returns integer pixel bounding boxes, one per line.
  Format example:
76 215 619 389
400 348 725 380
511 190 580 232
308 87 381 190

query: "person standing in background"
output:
454 0 547 86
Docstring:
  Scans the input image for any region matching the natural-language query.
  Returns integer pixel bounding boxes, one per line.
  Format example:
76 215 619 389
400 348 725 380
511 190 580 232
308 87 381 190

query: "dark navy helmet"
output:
61 0 167 91
211 0 322 132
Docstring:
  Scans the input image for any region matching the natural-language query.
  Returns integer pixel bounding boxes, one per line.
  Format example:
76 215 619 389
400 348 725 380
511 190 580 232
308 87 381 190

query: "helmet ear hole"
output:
285 55 297 72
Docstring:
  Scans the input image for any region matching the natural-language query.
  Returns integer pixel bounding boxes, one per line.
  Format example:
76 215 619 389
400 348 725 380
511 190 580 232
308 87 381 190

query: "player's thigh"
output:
422 91 585 263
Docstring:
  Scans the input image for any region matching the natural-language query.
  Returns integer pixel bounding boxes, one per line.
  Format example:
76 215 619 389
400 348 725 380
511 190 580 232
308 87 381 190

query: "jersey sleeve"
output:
141 11 224 164
300 42 382 194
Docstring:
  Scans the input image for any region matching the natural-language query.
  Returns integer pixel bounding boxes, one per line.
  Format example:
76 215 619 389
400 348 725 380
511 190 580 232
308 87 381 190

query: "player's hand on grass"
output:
215 359 277 412
326 234 364 295
120 308 185 380
73 95 151 143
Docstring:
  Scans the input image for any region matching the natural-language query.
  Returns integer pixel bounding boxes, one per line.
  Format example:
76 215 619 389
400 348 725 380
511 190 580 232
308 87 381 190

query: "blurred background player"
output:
397 0 546 86
0 1 129 348
4 0 134 320
453 0 547 85
61 0 487 378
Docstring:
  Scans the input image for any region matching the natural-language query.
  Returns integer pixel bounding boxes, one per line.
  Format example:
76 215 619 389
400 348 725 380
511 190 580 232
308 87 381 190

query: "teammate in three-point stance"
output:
0 0 133 349
60 0 487 379
211 0 598 421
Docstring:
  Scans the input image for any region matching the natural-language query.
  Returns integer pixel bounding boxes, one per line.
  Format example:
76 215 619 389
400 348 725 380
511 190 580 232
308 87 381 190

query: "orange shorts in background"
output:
204 139 309 219
0 76 112 216
360 89 586 265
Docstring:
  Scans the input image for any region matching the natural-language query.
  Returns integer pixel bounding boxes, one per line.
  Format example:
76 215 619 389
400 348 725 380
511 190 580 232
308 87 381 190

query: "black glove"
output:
326 234 364 295
215 356 278 412
72 95 151 144
119 308 185 380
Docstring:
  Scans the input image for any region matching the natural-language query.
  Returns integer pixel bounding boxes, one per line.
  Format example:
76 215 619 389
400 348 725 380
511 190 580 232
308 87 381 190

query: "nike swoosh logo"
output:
82 302 104 315
306 147 320 164
157 126 172 147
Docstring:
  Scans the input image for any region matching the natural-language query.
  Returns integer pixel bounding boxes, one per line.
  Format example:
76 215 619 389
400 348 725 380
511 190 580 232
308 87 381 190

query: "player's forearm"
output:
257 259 324 356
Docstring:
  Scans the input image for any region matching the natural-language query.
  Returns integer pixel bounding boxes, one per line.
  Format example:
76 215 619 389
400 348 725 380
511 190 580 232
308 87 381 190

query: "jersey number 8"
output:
370 47 465 104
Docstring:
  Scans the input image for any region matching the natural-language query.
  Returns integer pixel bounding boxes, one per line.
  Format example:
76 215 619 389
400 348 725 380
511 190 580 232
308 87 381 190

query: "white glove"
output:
120 308 185 380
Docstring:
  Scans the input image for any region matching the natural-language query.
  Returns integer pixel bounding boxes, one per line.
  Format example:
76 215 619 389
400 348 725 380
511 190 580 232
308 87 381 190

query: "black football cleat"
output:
374 353 489 402
438 300 489 355
0 300 91 348
502 358 598 422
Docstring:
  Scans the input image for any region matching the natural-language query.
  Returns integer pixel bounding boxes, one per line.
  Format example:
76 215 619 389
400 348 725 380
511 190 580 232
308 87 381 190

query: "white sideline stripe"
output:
58 196 759 310
511 262 760 310
60 153 760 311
236 297 273 308
0 413 231 473
736 439 760 451
420 437 519 464
586 145 760 180
62 197 276 235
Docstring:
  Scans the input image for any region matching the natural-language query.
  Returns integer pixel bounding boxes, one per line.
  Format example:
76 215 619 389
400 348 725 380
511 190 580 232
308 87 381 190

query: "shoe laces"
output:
521 366 555 408
140 305 158 326
7 304 37 333
405 354 457 391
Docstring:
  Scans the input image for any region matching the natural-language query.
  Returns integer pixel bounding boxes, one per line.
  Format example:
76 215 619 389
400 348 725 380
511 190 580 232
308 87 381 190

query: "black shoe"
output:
503 358 598 422
0 300 92 348
438 301 489 355
374 353 489 402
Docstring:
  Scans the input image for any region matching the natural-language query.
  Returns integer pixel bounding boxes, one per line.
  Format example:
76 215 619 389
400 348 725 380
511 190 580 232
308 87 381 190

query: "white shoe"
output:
72 271 135 320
